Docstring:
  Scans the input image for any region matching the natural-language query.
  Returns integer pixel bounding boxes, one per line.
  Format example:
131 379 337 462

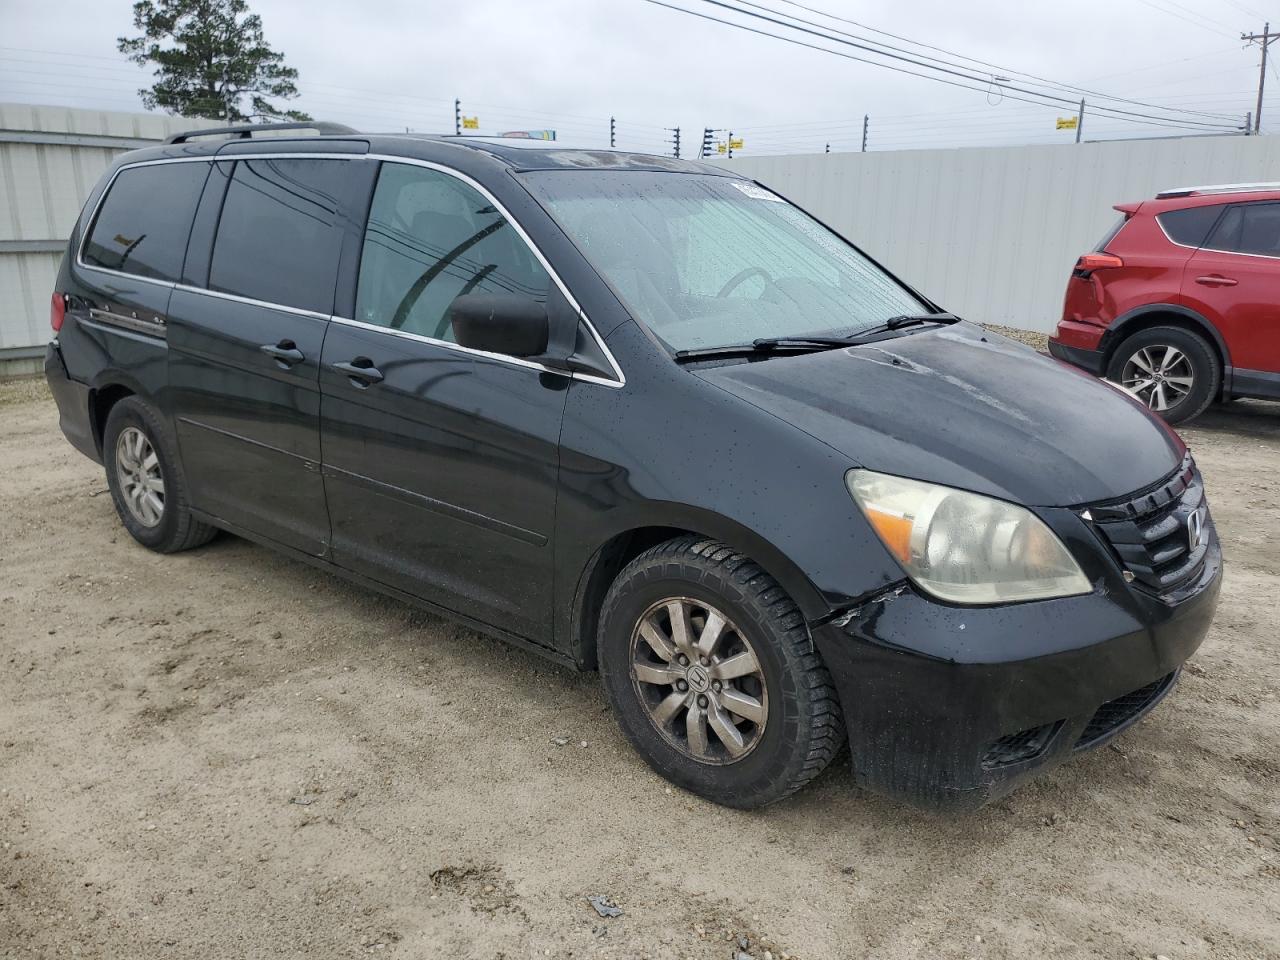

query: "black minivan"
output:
45 123 1222 811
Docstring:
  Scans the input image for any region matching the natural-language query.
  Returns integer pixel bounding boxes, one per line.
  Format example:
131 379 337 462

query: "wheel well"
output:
89 384 135 455
1104 312 1226 394
571 526 697 672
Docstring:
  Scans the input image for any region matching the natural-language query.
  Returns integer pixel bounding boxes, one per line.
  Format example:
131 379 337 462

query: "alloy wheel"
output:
629 597 769 765
1120 344 1195 412
115 426 165 527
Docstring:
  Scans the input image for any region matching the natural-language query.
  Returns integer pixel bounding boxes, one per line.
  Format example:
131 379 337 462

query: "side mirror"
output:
449 293 549 358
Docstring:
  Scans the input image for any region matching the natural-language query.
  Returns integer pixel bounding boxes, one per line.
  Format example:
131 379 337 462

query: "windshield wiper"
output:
674 313 962 363
674 337 855 362
877 312 961 333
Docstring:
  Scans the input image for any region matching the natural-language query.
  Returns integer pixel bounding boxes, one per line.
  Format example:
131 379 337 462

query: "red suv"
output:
1049 183 1280 424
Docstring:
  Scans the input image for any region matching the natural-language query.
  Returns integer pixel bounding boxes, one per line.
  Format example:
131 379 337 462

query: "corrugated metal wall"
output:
0 103 206 362
721 134 1280 332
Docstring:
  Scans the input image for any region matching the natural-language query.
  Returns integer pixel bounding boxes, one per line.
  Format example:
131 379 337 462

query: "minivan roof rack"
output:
1155 181 1280 199
165 121 359 145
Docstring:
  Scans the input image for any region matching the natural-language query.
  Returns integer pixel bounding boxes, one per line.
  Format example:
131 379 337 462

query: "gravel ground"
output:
1 378 1277 960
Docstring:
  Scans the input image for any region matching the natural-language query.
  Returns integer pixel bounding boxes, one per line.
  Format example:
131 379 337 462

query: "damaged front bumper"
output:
810 541 1221 811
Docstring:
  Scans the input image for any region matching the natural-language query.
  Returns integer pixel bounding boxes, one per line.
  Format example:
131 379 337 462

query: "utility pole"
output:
454 98 462 137
861 114 869 152
1076 98 1085 144
667 127 681 158
610 116 616 149
700 127 716 158
1243 23 1279 133
1246 110 1253 135
727 130 734 158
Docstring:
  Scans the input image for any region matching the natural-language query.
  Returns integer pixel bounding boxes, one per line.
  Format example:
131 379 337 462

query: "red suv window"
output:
1205 201 1280 256
1155 205 1225 247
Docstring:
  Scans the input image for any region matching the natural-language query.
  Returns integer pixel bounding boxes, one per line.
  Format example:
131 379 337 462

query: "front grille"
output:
1074 672 1177 749
982 721 1062 768
1085 455 1211 596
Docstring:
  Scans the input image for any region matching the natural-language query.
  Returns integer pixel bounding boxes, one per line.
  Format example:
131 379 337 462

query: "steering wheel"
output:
716 266 776 299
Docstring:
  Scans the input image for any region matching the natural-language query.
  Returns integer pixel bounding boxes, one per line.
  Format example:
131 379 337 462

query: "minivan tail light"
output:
50 292 66 332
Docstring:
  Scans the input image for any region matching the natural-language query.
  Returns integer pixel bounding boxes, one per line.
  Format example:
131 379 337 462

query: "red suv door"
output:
1180 201 1280 376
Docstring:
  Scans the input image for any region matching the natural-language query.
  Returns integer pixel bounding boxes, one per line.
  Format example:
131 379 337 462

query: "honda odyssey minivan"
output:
45 123 1221 811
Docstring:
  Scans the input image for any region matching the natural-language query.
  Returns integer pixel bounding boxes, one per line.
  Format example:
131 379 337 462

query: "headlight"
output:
845 469 1091 604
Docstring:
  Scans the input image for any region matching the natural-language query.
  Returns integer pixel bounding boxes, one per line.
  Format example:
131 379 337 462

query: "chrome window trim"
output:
330 314 570 376
1196 245 1280 261
73 152 626 388
172 282 331 320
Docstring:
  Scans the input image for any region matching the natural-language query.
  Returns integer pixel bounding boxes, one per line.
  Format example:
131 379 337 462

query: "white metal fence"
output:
0 103 205 369
720 134 1280 332
4 107 1280 371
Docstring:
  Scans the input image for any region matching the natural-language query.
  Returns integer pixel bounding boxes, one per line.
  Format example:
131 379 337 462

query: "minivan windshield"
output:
521 170 928 353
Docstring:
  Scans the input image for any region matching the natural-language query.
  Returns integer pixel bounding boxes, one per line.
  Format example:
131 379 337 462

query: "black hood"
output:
693 324 1184 507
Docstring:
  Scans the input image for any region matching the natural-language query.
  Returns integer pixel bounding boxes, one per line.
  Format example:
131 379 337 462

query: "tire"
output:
597 536 844 809
102 396 217 553
1105 326 1219 425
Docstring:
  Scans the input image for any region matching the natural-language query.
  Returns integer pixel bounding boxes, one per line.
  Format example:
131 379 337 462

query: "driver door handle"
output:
331 357 384 386
260 340 304 367
1195 275 1237 287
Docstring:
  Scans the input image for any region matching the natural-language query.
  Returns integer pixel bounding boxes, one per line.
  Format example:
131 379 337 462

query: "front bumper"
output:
812 539 1222 811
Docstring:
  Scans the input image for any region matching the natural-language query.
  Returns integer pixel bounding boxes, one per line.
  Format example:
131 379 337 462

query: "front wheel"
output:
597 537 844 809
1106 326 1219 425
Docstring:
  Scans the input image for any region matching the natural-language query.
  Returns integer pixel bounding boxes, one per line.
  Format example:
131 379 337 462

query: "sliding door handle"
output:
331 357 384 386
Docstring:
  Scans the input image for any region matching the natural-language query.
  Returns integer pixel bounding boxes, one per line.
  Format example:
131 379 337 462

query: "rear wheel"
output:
1106 326 1218 425
103 396 216 553
598 536 844 809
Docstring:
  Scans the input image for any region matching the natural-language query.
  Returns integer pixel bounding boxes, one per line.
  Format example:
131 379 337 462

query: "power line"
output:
684 0 1241 121
755 0 1240 112
637 0 1241 130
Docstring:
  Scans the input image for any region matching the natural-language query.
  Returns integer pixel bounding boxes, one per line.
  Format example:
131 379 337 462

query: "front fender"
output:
552 322 904 654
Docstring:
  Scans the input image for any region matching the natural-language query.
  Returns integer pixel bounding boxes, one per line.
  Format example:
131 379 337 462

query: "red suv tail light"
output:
50 292 66 332
1075 253 1124 273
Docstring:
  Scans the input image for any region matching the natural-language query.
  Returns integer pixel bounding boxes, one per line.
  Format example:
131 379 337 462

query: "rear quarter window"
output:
1156 205 1225 247
82 162 210 282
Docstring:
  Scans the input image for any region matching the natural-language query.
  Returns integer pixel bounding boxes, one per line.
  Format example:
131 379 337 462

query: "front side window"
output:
1206 201 1280 256
82 162 209 282
521 171 925 353
355 163 550 341
208 158 349 314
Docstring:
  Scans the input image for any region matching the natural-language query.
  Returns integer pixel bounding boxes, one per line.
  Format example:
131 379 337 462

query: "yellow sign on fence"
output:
729 137 744 149
462 116 479 130
1056 116 1078 130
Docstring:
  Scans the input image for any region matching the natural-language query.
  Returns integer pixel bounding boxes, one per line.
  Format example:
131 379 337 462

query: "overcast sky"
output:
1 0 1273 154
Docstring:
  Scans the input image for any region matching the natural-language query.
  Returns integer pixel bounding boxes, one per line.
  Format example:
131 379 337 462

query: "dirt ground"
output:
1 375 1277 960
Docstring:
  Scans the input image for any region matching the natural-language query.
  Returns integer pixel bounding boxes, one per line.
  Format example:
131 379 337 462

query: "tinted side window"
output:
208 158 349 314
355 163 549 341
1206 202 1280 256
82 162 209 282
1156 205 1224 247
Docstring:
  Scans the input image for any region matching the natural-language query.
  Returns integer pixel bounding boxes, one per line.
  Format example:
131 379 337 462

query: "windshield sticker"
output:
730 181 785 202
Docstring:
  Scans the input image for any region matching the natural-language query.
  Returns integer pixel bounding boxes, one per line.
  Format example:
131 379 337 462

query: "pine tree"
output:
118 0 310 122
